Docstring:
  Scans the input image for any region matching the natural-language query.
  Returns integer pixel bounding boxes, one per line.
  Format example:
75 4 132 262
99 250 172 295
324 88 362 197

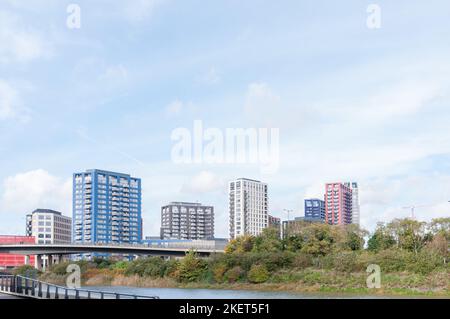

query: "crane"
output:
402 204 432 220
402 200 450 220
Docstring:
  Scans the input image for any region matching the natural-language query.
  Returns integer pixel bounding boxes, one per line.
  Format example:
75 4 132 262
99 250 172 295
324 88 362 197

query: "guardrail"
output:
0 274 159 299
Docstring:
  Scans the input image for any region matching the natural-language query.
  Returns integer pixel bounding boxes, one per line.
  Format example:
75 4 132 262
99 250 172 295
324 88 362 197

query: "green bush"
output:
212 263 228 283
92 257 114 269
331 251 360 273
261 252 295 272
371 249 412 272
247 264 270 283
164 259 180 278
142 257 167 278
173 252 208 283
292 253 313 269
225 266 244 283
111 261 128 271
124 257 168 278
125 258 148 276
13 265 39 277
406 251 444 274
49 262 71 276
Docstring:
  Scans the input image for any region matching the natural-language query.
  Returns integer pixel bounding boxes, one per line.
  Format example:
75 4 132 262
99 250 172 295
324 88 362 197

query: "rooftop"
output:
31 209 62 216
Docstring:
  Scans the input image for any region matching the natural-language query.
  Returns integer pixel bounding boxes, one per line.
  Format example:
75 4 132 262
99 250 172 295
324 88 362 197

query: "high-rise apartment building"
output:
324 183 353 225
160 202 214 240
26 209 72 244
73 169 142 244
304 199 326 222
229 178 268 239
344 182 360 225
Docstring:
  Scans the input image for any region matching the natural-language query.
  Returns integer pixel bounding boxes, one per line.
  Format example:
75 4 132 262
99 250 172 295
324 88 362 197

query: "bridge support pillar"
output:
54 254 63 265
48 255 53 269
41 255 48 272
35 255 42 270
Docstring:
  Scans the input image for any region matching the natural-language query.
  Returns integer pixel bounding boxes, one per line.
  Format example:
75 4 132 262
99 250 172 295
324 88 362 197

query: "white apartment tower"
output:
344 182 360 225
229 178 268 239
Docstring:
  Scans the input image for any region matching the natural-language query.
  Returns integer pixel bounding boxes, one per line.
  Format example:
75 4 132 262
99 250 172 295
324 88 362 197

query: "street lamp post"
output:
283 209 293 238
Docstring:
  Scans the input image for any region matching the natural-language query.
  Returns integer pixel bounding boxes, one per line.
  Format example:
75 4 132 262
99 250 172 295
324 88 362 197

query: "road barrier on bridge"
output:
0 274 159 299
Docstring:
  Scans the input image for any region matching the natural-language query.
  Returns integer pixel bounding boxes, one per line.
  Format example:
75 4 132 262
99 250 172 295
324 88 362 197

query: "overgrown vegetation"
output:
42 218 450 295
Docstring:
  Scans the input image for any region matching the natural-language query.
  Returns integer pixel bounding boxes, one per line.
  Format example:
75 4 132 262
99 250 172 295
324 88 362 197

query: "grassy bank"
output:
33 218 450 298
39 267 450 298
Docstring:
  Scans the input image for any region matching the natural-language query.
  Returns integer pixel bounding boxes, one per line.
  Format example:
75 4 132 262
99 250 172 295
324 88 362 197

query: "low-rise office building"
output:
0 235 35 270
26 209 72 244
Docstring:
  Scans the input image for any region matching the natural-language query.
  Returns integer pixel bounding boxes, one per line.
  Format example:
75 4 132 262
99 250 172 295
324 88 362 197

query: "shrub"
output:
50 262 71 276
225 266 244 283
212 263 228 283
14 265 39 277
224 253 258 272
142 257 166 278
371 249 412 272
125 259 147 276
111 261 128 271
406 250 443 274
247 264 270 283
173 251 208 283
292 253 313 269
92 257 113 269
225 236 255 254
164 259 180 278
331 251 359 273
261 252 294 272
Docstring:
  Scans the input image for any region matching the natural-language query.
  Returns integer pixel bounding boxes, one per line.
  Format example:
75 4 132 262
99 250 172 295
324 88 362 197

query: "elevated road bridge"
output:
0 243 224 270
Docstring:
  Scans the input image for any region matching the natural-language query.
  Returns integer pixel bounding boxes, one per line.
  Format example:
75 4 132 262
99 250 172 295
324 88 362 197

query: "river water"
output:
86 286 389 299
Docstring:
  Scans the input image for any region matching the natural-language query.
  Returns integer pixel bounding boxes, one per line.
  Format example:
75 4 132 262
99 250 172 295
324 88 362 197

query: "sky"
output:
1 0 450 238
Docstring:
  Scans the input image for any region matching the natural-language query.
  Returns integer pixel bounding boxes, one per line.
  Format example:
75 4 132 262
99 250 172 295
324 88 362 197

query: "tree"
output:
298 224 335 256
428 217 450 240
283 235 303 252
342 224 367 251
173 251 208 283
252 227 283 253
387 219 427 254
367 222 396 252
426 234 449 264
225 235 255 254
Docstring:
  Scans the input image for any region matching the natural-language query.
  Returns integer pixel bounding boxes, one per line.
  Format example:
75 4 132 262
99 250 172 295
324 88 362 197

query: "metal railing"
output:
0 274 159 299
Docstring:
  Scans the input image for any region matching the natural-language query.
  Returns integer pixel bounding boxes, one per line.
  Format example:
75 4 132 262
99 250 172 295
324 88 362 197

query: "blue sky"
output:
1 0 450 238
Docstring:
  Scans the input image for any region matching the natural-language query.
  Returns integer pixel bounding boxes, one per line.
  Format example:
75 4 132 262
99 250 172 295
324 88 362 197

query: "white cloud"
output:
0 10 50 64
0 79 30 122
0 170 72 217
181 171 224 194
320 80 442 126
359 174 450 232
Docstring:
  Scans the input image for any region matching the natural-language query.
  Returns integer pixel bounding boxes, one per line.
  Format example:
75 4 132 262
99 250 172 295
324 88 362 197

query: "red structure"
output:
324 183 353 225
0 235 35 269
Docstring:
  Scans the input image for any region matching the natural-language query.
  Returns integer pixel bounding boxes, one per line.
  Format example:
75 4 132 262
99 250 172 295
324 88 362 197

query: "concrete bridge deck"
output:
0 243 223 257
